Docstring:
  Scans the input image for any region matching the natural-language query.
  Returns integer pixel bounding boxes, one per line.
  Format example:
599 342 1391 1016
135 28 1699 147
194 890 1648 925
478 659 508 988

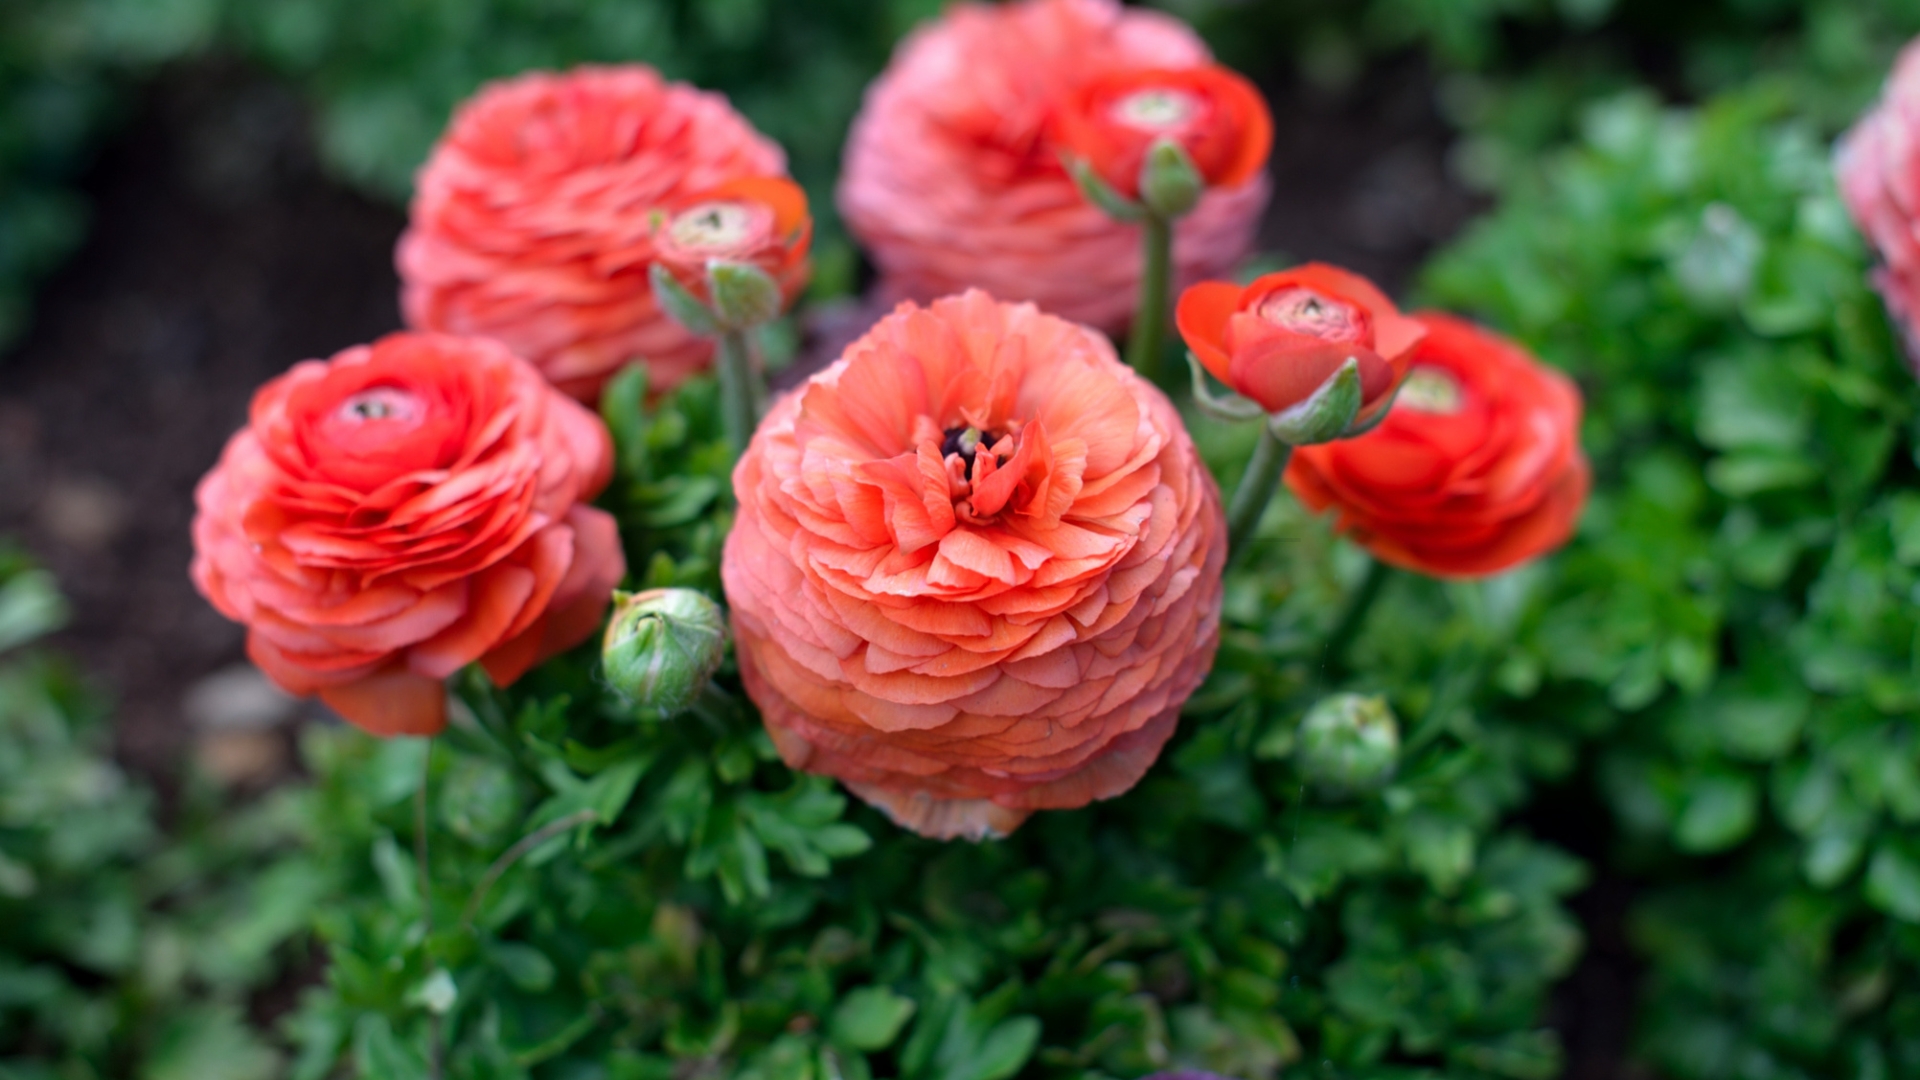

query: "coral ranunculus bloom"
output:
722 291 1226 840
1177 262 1426 418
191 333 626 737
398 65 792 401
1285 314 1590 579
1836 38 1920 366
838 0 1269 334
647 176 811 304
1050 65 1273 199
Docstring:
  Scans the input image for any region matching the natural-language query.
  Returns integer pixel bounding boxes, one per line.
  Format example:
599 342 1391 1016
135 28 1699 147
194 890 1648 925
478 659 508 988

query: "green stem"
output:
717 329 760 461
1323 558 1392 673
1126 214 1174 385
414 740 442 1080
1226 424 1291 564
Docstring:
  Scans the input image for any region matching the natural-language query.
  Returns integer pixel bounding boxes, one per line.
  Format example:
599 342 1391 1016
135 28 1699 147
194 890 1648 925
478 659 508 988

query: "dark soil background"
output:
0 55 1634 1076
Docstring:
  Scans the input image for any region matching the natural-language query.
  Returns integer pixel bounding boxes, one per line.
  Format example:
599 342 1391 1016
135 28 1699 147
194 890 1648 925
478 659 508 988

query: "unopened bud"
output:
707 261 783 330
602 588 727 718
1138 138 1203 219
1296 693 1399 795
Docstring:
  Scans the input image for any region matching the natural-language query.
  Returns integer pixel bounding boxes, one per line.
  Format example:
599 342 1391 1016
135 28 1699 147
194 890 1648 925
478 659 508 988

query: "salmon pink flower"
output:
191 333 626 737
1051 64 1272 204
1178 263 1426 425
837 0 1269 334
1837 37 1920 366
397 65 792 402
722 291 1226 840
1285 314 1590 579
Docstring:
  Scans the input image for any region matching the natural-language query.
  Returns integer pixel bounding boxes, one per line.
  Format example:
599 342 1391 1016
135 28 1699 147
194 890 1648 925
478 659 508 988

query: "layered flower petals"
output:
397 65 792 401
1051 64 1273 199
1177 262 1425 415
837 0 1269 334
191 333 626 736
1837 38 1920 367
1285 313 1590 579
723 291 1225 840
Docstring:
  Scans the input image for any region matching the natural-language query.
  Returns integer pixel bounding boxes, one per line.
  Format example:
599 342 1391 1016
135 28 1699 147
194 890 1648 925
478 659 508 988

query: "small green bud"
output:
1296 693 1400 795
602 588 728 718
707 260 783 330
1138 137 1203 219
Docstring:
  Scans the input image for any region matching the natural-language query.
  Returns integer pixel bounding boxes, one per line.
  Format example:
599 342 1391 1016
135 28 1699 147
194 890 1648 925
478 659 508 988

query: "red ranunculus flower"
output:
398 65 791 401
1836 37 1920 366
191 333 626 736
1050 64 1272 199
723 290 1226 840
1177 262 1426 418
1285 313 1590 579
837 0 1269 334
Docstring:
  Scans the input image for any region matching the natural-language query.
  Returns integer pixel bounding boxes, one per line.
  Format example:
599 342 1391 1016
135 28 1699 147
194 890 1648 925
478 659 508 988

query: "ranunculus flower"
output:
1836 38 1920 364
1177 262 1426 419
191 333 626 737
1050 64 1272 200
1285 313 1590 579
837 0 1269 334
647 176 812 308
722 290 1226 840
398 65 791 401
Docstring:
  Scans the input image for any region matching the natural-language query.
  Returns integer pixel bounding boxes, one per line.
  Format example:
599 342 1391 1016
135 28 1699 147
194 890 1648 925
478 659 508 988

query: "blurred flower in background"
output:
837 0 1268 334
1285 312 1589 578
397 65 790 401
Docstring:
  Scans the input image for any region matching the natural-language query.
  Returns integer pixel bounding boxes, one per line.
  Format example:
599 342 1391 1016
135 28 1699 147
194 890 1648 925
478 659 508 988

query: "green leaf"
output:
486 941 556 993
1865 844 1920 922
830 986 917 1051
0 570 67 653
143 1006 281 1080
1675 773 1758 853
352 1015 428 1080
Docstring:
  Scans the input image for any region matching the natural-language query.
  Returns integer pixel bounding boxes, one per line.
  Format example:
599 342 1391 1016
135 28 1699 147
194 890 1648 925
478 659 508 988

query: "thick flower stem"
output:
1323 557 1392 673
717 329 760 460
1126 213 1174 385
1226 424 1291 563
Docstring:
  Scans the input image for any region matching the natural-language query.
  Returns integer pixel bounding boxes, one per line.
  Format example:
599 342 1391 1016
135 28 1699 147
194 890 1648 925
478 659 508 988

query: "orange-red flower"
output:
1177 263 1426 417
837 0 1269 334
191 333 626 737
1285 313 1590 579
722 290 1226 840
647 176 812 306
1050 65 1272 200
397 65 792 401
1837 37 1920 366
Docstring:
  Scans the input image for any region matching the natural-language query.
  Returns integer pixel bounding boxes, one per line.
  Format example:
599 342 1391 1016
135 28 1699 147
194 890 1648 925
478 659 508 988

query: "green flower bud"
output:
1138 137 1204 219
602 588 728 718
707 260 783 330
1296 693 1400 795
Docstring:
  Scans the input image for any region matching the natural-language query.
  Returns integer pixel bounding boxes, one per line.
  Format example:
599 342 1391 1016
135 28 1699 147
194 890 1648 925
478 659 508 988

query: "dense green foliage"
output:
1423 87 1920 1078
0 550 308 1080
